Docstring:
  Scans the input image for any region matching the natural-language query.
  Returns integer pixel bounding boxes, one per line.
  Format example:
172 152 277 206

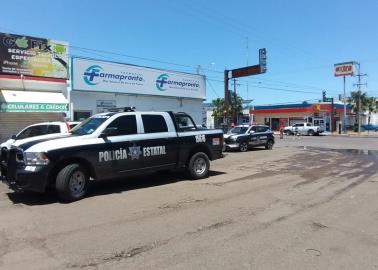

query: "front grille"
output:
0 147 24 182
0 147 8 163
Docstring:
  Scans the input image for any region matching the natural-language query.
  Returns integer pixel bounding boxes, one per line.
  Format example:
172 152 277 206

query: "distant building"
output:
250 101 352 132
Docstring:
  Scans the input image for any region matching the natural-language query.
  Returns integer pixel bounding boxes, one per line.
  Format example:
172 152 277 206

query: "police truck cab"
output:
0 108 224 201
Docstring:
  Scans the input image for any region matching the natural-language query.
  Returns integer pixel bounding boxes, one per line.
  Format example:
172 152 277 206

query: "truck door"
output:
139 114 178 169
249 126 259 145
99 114 142 177
255 126 269 145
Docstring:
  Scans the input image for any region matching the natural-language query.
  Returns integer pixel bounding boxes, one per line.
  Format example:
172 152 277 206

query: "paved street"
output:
1 136 378 270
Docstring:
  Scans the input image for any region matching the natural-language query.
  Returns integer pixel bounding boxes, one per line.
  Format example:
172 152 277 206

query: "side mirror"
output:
100 127 118 138
11 135 17 140
249 130 255 134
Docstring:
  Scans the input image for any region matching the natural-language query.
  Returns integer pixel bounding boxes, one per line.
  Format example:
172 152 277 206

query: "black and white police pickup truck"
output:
0 108 224 201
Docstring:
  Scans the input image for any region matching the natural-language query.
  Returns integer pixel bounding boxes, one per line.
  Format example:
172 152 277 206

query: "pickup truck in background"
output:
1 108 224 201
283 123 323 136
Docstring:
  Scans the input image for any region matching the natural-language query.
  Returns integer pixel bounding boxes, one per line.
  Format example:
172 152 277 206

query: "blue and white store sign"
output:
71 58 206 99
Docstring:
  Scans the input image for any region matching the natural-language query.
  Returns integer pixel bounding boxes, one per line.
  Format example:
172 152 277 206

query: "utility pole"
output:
354 62 367 135
246 37 249 99
224 69 229 131
233 78 237 125
343 76 346 133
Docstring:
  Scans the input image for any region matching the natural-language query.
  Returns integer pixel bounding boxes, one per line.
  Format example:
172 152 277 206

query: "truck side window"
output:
107 115 137 135
250 126 257 133
175 115 196 132
17 125 48 139
47 125 60 134
142 115 168 133
257 126 268 133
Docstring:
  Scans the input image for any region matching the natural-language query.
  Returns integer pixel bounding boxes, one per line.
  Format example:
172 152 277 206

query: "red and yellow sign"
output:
334 62 354 77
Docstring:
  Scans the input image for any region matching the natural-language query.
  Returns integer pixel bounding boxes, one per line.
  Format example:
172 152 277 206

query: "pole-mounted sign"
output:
334 62 354 77
259 48 267 74
231 48 267 79
224 48 267 130
334 61 355 134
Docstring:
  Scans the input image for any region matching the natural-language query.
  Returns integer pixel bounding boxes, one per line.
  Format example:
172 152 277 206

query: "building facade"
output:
251 102 352 132
69 58 205 123
0 33 69 142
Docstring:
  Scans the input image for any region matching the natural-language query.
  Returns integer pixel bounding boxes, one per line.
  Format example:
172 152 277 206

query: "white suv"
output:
1 122 79 149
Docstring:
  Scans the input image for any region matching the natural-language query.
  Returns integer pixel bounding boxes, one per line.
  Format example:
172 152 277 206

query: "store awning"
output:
0 90 68 112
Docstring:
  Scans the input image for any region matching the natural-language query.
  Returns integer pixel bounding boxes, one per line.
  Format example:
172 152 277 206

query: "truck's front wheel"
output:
187 152 210 180
56 164 89 202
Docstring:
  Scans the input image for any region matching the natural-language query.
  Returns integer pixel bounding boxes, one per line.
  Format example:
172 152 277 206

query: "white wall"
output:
70 91 203 123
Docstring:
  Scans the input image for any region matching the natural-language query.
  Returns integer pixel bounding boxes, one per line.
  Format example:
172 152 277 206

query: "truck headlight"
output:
24 152 50 165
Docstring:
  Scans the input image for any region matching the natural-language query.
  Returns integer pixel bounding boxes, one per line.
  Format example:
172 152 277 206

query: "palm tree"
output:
211 98 225 128
348 91 369 128
211 94 243 128
366 96 378 125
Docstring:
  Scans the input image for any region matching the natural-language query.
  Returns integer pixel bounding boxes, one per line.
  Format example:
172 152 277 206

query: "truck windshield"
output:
228 127 248 134
70 117 108 135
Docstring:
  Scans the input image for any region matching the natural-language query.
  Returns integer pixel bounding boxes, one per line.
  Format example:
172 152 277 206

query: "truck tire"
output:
239 142 248 152
187 152 210 180
265 140 274 150
308 129 315 136
56 164 89 202
287 130 293 136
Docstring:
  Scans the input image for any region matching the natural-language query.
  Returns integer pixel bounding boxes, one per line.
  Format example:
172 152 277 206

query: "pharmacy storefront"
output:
70 58 206 123
0 32 69 142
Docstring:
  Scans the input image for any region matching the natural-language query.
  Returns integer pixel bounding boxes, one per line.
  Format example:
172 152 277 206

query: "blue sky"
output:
1 0 377 105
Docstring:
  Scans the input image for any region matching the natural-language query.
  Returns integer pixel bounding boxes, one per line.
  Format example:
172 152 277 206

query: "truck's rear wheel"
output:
187 152 210 180
308 129 315 136
56 164 88 202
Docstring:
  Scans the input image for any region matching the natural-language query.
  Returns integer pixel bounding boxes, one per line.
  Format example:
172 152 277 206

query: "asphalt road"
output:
1 136 378 269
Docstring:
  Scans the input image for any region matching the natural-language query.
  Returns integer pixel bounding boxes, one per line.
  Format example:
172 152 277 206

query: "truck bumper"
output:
1 165 49 193
224 143 240 151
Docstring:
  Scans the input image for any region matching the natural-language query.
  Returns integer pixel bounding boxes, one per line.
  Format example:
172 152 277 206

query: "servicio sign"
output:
0 32 69 79
334 62 354 77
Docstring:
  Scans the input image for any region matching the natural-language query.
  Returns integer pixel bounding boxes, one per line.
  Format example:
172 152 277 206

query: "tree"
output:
366 96 378 125
211 93 244 127
229 92 243 124
347 91 369 125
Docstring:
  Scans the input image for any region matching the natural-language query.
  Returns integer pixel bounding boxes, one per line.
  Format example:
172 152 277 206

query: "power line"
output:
206 79 220 98
206 78 320 94
174 2 321 63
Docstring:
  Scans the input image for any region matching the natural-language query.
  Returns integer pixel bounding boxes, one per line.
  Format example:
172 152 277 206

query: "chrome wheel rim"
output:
69 171 85 195
240 143 248 152
194 157 207 175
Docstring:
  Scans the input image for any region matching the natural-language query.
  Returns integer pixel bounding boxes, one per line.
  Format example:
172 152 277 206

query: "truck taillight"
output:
66 122 71 132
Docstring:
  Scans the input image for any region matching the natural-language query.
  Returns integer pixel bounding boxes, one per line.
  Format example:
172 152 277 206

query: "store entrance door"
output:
314 118 326 131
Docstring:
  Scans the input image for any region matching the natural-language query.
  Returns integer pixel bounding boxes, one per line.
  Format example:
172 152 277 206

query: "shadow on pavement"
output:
6 170 225 206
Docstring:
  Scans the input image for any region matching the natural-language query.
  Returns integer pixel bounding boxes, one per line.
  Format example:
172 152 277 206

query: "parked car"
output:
0 121 78 150
283 123 323 136
0 109 224 201
361 124 378 131
224 124 275 152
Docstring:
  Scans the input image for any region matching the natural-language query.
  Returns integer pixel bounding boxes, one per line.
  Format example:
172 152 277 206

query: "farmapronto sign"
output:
72 58 206 99
0 32 69 79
